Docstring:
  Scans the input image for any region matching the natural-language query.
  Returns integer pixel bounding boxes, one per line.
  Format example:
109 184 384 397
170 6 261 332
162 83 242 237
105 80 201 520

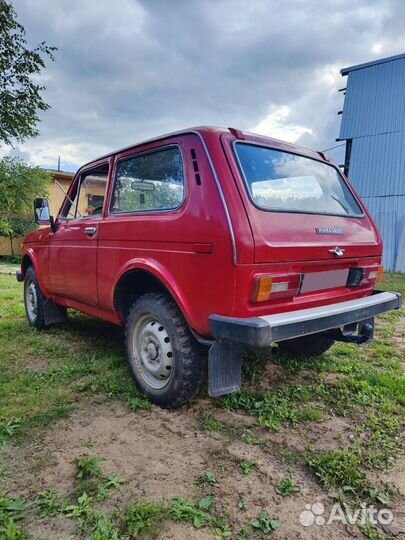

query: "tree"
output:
0 157 50 255
0 0 56 146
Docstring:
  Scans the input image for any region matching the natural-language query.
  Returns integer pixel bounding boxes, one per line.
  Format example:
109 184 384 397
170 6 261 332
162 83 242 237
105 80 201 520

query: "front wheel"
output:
278 333 334 357
125 293 203 408
24 266 47 329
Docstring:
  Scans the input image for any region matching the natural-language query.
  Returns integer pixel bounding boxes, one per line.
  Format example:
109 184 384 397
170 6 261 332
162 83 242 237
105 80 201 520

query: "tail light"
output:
347 265 384 288
254 274 301 302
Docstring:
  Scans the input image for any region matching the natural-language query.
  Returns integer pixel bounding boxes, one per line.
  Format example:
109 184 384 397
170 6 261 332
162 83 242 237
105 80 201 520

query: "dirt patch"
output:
25 357 49 372
1 399 398 540
33 402 219 503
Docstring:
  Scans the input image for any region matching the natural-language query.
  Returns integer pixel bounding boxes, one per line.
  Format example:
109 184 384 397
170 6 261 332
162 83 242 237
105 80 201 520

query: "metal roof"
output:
338 53 405 270
339 56 405 140
341 53 405 75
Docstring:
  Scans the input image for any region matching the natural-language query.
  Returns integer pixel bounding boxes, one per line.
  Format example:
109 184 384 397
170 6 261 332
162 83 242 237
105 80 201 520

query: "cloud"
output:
3 0 404 171
251 105 313 143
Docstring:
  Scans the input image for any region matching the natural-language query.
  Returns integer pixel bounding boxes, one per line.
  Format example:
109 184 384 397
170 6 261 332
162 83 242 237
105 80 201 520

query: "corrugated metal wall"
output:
339 55 405 271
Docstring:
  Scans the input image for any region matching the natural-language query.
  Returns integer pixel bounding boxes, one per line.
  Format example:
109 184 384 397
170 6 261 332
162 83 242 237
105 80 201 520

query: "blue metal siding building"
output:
338 53 405 271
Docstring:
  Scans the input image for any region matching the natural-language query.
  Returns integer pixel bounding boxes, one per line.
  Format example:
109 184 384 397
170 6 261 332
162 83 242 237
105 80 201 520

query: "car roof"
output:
81 126 327 170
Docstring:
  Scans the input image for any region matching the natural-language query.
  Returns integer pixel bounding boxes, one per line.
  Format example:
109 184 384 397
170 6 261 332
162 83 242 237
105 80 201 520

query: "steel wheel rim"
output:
25 279 38 322
131 314 174 390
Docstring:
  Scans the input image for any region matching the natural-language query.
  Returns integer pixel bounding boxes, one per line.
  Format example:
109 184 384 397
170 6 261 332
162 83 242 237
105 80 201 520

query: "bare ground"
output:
4 398 404 540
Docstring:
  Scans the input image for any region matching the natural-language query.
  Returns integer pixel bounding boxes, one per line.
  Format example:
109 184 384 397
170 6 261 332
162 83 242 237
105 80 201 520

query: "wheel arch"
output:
113 263 192 328
21 249 50 298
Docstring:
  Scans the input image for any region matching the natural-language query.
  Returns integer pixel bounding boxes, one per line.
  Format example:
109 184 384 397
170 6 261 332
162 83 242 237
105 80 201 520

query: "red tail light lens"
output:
347 265 384 288
254 274 301 302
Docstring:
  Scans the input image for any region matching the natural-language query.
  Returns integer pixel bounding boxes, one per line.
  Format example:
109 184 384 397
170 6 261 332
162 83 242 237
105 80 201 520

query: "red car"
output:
17 126 401 408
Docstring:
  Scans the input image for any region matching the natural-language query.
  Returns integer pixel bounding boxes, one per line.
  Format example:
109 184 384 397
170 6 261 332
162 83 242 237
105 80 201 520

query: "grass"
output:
0 273 149 445
0 266 404 539
222 272 405 504
0 495 27 540
200 412 225 432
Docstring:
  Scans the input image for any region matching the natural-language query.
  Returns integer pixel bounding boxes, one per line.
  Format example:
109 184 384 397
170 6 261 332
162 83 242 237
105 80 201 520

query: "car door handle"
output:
84 226 97 237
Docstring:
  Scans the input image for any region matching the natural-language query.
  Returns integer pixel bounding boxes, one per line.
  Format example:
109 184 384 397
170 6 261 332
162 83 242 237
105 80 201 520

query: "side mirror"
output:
34 198 56 232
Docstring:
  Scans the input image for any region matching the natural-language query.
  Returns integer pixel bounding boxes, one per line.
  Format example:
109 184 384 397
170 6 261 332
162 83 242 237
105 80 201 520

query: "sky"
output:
3 0 405 172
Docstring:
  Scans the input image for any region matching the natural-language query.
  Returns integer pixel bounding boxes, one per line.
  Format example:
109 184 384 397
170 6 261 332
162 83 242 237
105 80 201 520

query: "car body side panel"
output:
96 133 242 336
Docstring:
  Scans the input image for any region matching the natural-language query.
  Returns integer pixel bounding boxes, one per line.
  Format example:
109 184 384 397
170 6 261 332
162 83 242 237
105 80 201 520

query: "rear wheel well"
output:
114 270 175 323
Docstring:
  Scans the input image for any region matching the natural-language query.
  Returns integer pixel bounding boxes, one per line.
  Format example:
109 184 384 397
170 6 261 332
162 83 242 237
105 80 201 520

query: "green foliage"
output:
0 496 27 539
359 521 381 540
241 430 262 445
200 412 225 432
276 476 300 496
0 418 21 446
127 396 151 412
240 460 257 476
88 513 120 540
306 447 368 494
124 500 165 538
0 1 56 145
75 456 105 480
36 490 66 517
198 496 214 511
74 455 124 501
251 511 280 534
169 497 212 529
223 385 321 431
96 475 125 501
0 158 50 242
198 472 218 487
214 523 232 539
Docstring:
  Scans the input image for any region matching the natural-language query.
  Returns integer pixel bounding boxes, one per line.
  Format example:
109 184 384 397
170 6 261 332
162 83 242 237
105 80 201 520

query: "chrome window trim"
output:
191 132 238 265
109 144 186 216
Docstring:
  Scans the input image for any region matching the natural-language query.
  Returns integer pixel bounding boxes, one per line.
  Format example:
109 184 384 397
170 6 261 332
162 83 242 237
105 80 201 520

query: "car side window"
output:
61 164 109 219
110 146 184 214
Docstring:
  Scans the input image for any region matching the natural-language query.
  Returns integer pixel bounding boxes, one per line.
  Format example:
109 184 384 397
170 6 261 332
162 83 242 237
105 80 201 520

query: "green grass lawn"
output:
0 267 404 540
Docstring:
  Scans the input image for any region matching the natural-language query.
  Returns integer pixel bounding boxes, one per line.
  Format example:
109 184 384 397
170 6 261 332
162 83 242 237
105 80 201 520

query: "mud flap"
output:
44 299 67 326
208 341 243 397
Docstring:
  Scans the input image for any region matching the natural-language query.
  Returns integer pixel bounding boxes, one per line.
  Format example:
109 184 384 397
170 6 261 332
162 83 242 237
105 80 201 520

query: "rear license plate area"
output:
300 269 349 294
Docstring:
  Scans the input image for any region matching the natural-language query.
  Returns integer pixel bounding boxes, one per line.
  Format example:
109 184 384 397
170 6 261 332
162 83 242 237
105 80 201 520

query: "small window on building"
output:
110 147 184 214
62 164 109 219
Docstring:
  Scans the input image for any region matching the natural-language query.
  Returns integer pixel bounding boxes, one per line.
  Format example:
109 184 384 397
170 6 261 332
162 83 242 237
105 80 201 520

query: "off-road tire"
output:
278 334 334 357
125 292 203 408
24 266 47 329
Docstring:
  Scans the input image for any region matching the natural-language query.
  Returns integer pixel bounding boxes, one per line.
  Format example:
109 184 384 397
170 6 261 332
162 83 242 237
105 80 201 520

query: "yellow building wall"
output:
0 173 109 256
0 172 75 256
48 177 74 217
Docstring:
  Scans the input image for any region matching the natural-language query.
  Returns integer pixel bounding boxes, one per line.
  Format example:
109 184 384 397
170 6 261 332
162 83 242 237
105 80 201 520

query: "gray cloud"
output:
5 0 405 171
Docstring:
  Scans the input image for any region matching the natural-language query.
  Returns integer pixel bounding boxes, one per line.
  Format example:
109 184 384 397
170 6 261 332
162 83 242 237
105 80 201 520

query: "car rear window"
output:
234 143 363 217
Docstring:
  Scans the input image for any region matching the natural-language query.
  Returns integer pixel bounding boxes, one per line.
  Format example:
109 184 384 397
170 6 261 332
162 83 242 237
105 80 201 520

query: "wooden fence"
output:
0 236 23 257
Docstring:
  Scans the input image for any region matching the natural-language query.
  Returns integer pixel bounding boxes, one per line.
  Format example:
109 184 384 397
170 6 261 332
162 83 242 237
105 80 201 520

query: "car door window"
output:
110 146 184 214
61 163 109 219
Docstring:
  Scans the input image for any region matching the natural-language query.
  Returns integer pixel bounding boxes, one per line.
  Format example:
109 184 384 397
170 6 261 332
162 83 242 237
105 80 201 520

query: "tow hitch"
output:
323 318 374 344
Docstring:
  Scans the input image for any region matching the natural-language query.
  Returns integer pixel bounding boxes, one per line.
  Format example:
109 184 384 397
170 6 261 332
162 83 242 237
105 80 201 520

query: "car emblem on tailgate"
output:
316 227 344 235
328 246 345 257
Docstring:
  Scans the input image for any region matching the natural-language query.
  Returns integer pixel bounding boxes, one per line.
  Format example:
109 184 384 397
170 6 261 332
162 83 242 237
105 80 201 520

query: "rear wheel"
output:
125 292 203 408
278 333 334 357
24 266 46 329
